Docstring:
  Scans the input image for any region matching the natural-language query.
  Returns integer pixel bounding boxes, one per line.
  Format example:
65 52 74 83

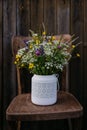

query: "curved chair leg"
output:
17 121 21 130
68 119 72 130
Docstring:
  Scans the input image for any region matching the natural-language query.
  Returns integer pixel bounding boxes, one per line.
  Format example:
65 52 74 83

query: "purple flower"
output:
35 45 44 56
57 45 61 49
35 49 41 56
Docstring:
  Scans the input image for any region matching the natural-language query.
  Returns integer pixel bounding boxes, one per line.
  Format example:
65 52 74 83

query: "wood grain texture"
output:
84 0 87 46
82 1 87 129
31 0 44 31
6 91 83 121
3 0 17 102
44 0 56 34
70 0 84 101
3 0 17 129
83 0 87 110
0 1 2 130
17 0 31 35
56 0 70 34
70 2 85 129
83 47 87 129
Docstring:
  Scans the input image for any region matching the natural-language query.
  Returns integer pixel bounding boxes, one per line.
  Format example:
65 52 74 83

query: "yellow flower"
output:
29 63 34 69
21 64 24 67
52 36 56 40
76 53 80 57
16 58 19 62
30 44 32 49
72 45 75 48
16 54 21 59
42 31 46 35
36 40 40 45
14 61 17 64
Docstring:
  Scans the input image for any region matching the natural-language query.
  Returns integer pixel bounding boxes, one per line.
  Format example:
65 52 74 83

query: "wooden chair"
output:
6 35 83 130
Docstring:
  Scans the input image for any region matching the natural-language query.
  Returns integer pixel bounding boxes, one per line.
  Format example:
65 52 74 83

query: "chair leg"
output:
17 121 21 130
68 119 72 130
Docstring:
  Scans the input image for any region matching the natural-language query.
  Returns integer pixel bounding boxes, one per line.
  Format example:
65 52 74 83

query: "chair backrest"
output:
12 35 70 94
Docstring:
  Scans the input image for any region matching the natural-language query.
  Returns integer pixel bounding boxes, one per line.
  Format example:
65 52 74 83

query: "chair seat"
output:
6 91 83 121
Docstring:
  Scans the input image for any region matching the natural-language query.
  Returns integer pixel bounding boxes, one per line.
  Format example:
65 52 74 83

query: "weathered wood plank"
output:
3 0 17 129
83 48 87 104
30 0 43 31
84 1 87 92
3 0 17 104
84 0 87 46
56 0 70 34
44 0 56 34
0 1 2 130
16 0 31 35
70 0 84 100
83 0 87 129
70 2 84 129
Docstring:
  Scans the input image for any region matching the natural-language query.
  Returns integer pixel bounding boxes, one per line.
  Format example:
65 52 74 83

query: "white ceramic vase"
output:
31 74 59 105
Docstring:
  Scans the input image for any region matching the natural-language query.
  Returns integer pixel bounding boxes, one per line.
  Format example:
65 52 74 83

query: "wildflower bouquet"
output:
15 30 80 75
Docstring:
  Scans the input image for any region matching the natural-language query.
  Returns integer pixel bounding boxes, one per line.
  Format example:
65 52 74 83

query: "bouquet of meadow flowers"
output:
14 30 80 75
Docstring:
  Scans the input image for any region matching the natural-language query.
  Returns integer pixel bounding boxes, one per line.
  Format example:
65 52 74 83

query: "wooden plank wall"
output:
3 0 17 128
82 0 87 128
0 1 2 130
70 1 83 128
70 0 86 129
0 0 87 130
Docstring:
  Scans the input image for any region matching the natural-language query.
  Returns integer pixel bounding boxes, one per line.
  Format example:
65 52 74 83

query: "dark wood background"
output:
0 0 87 130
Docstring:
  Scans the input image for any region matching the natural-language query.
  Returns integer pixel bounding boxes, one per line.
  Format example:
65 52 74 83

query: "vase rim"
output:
34 73 59 75
33 74 57 77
